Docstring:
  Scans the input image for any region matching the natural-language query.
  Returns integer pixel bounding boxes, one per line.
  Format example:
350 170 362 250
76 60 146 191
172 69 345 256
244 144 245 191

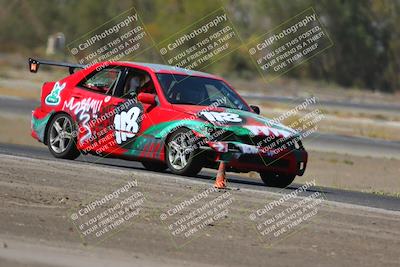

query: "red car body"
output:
30 59 307 187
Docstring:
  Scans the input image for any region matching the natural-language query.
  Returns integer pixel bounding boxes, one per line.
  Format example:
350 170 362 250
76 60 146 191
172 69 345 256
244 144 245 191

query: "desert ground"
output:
0 154 399 267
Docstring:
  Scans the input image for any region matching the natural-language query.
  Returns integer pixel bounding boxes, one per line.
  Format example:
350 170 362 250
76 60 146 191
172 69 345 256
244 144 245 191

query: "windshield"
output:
156 74 250 111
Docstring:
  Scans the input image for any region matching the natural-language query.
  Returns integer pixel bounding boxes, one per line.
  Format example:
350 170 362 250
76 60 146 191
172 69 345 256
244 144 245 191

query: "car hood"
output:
171 104 298 139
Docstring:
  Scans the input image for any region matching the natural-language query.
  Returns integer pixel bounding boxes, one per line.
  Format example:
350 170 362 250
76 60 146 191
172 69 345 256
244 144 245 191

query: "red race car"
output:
29 58 307 187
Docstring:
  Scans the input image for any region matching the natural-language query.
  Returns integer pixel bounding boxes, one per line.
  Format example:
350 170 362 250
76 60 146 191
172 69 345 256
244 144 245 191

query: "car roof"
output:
120 61 219 79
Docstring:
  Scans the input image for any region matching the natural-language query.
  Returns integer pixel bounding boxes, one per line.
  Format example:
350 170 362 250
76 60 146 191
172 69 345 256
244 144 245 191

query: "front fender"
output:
143 120 212 141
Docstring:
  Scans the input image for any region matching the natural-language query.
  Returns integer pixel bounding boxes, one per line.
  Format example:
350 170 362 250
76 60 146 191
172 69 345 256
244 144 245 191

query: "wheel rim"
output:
50 116 73 154
168 132 192 170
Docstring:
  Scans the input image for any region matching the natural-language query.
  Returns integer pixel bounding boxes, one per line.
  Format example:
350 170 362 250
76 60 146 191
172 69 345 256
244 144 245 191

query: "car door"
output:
102 67 166 159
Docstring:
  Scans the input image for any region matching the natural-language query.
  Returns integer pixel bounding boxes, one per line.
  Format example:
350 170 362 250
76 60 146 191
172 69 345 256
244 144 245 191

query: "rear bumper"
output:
31 107 52 143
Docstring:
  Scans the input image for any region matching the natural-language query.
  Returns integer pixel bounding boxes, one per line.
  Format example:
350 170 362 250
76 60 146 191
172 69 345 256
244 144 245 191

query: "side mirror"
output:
138 92 156 105
250 105 260 115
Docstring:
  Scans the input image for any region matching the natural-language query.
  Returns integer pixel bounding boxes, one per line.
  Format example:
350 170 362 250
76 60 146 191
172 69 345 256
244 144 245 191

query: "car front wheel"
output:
259 172 296 188
166 128 203 176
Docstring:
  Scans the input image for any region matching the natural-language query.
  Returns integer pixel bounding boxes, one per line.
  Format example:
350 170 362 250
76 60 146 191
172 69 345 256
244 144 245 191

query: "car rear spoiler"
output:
28 58 85 74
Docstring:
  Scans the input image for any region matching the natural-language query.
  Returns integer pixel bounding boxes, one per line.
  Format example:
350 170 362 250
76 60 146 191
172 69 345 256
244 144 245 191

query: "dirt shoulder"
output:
296 150 400 196
0 113 42 148
0 154 399 267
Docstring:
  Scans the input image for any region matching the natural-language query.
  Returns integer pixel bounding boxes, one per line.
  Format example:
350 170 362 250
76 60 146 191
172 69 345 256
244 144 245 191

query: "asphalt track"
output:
0 95 38 114
1 142 399 211
3 93 400 114
1 95 400 211
2 96 400 159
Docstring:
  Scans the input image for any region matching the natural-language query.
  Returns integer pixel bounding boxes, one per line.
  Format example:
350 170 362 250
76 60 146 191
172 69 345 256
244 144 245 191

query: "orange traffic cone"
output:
214 161 227 189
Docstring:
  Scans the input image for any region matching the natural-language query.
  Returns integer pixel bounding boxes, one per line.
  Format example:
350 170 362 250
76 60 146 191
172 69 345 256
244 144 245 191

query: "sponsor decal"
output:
235 143 259 154
208 141 229 153
199 111 242 123
63 97 103 143
244 125 292 138
45 82 66 106
114 105 141 145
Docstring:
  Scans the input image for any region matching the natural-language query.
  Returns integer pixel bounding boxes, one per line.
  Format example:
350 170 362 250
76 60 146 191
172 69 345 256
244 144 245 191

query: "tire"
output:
165 128 204 176
46 113 80 160
141 161 168 172
259 172 296 188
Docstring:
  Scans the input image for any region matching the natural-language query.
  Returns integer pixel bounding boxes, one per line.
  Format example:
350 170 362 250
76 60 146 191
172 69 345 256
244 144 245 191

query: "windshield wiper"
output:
173 101 198 105
217 104 236 109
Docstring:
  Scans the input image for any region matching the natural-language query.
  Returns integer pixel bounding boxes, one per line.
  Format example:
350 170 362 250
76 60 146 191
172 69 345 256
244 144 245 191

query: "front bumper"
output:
201 141 308 176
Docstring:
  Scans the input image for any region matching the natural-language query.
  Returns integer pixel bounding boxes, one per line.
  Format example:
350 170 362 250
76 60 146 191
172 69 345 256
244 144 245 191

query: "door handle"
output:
73 93 82 99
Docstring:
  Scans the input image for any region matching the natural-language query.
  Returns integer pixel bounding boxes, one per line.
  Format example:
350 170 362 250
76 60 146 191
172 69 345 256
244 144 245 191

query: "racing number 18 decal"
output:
199 111 242 123
114 106 141 144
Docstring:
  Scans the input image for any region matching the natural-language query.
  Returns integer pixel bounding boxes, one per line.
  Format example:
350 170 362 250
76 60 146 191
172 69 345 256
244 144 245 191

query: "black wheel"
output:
259 172 296 188
46 113 80 160
141 161 168 172
165 128 204 176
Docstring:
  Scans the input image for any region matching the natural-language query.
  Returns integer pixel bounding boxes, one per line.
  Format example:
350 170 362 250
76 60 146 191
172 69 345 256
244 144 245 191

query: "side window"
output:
79 68 122 95
120 68 156 99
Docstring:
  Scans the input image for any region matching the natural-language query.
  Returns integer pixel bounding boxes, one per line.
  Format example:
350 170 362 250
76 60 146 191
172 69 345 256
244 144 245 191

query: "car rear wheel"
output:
46 114 80 160
166 128 203 176
141 161 168 172
259 172 296 188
